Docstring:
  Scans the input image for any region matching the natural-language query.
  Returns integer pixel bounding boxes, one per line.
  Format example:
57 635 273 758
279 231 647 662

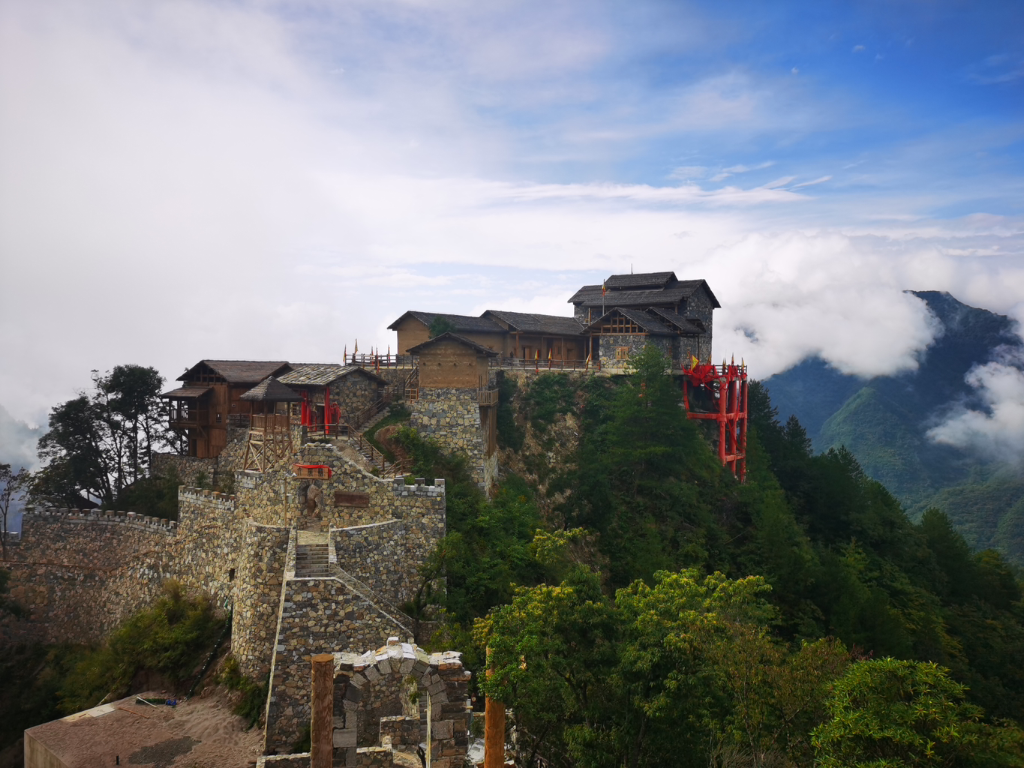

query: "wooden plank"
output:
334 491 370 507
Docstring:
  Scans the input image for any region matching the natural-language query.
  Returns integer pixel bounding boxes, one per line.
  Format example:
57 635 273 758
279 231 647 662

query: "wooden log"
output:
484 648 506 768
311 653 334 768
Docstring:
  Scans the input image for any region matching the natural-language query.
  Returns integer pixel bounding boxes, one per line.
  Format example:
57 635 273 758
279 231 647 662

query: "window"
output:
616 347 630 360
600 315 642 334
228 568 236 582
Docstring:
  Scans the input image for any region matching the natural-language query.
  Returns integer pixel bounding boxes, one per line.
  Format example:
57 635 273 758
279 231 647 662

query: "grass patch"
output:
362 403 411 463
218 656 268 729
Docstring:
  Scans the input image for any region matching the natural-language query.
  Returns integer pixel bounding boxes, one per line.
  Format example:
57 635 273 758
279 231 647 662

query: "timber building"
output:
389 271 718 371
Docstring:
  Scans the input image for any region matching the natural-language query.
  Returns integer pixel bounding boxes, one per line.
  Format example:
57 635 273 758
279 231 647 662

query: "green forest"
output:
2 345 1023 767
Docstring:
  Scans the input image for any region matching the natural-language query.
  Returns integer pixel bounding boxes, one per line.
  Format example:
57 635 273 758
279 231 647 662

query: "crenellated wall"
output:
5 432 447 759
1 508 176 643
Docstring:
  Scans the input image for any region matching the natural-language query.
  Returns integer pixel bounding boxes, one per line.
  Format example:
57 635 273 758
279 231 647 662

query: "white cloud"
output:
0 0 1022 448
852 45 865 53
927 347 1024 462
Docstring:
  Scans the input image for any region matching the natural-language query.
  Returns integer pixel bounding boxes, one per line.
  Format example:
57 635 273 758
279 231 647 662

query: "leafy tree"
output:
0 463 29 556
428 316 457 338
813 658 1024 767
57 581 222 713
32 365 169 507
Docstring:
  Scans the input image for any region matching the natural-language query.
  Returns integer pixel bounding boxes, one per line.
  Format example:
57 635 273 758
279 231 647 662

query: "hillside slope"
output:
765 291 1024 563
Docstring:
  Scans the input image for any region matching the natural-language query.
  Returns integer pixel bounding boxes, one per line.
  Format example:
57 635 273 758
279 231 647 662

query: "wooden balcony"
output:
477 388 499 406
169 408 209 428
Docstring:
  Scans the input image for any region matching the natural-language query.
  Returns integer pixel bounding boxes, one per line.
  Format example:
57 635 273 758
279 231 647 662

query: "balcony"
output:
169 408 209 428
477 388 499 407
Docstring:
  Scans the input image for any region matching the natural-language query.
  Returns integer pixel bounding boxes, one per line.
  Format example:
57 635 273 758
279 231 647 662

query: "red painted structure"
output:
681 360 748 482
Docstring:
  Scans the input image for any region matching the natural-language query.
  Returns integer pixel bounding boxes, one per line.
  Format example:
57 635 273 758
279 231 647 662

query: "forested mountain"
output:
765 291 1024 564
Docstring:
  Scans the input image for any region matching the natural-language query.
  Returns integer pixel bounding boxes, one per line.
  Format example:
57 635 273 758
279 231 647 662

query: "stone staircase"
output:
294 541 331 578
359 406 391 434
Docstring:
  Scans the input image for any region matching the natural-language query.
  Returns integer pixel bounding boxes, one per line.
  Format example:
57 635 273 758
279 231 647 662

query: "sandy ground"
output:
27 689 263 768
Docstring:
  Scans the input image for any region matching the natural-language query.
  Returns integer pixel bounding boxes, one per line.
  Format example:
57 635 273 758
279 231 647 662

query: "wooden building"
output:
389 310 587 361
406 333 498 390
162 360 291 458
277 364 389 434
479 310 587 362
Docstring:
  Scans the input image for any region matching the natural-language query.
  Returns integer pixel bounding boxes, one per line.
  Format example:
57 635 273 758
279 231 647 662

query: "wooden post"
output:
484 648 506 768
311 653 334 768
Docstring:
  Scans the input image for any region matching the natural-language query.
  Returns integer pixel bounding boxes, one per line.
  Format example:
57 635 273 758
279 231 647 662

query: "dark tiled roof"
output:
481 310 585 336
160 386 212 399
279 364 387 386
406 332 500 356
568 278 720 309
583 308 675 336
387 311 504 334
240 377 302 402
178 360 291 384
604 271 676 289
648 308 705 335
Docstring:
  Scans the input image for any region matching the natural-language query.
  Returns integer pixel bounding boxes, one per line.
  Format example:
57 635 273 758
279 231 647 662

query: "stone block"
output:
432 719 454 739
333 728 357 748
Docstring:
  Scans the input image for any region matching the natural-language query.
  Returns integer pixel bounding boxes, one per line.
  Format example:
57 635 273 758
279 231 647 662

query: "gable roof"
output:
279 363 387 387
604 271 676 290
481 310 585 336
160 386 212 399
583 308 676 336
568 278 720 309
406 332 500 356
648 307 705 335
177 360 291 385
240 377 302 402
387 311 504 334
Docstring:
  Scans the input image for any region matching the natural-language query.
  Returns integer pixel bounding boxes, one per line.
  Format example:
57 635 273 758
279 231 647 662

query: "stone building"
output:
277 364 389 434
162 359 291 458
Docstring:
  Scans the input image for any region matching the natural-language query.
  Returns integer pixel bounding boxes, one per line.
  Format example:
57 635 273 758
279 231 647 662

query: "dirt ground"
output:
26 689 263 768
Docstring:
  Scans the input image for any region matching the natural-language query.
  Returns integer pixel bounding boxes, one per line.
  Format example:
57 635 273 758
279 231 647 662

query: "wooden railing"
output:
477 388 499 406
250 414 292 432
169 408 209 426
345 353 416 368
351 433 410 476
490 358 592 371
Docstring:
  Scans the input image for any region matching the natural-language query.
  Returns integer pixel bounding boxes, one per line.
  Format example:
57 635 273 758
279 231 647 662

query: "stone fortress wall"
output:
1 432 447 755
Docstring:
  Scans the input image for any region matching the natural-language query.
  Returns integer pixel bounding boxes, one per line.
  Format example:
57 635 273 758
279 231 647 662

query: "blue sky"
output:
0 0 1022 458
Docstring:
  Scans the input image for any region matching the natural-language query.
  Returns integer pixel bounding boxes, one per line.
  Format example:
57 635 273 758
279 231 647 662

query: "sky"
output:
1 0 1023 464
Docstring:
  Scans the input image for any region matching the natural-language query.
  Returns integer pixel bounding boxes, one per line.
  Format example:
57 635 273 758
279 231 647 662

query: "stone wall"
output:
264 574 413 754
409 388 490 491
685 284 715 345
0 508 176 643
597 334 675 371
236 443 445 532
234 522 291 680
151 453 219 487
332 640 472 768
329 373 382 425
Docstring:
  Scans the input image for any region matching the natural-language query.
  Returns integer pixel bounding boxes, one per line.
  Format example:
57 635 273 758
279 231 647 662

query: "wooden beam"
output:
311 653 334 768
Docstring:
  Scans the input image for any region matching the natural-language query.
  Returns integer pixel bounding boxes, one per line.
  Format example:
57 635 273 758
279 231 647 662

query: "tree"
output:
32 366 169 507
428 316 457 338
0 463 30 557
812 658 1024 767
